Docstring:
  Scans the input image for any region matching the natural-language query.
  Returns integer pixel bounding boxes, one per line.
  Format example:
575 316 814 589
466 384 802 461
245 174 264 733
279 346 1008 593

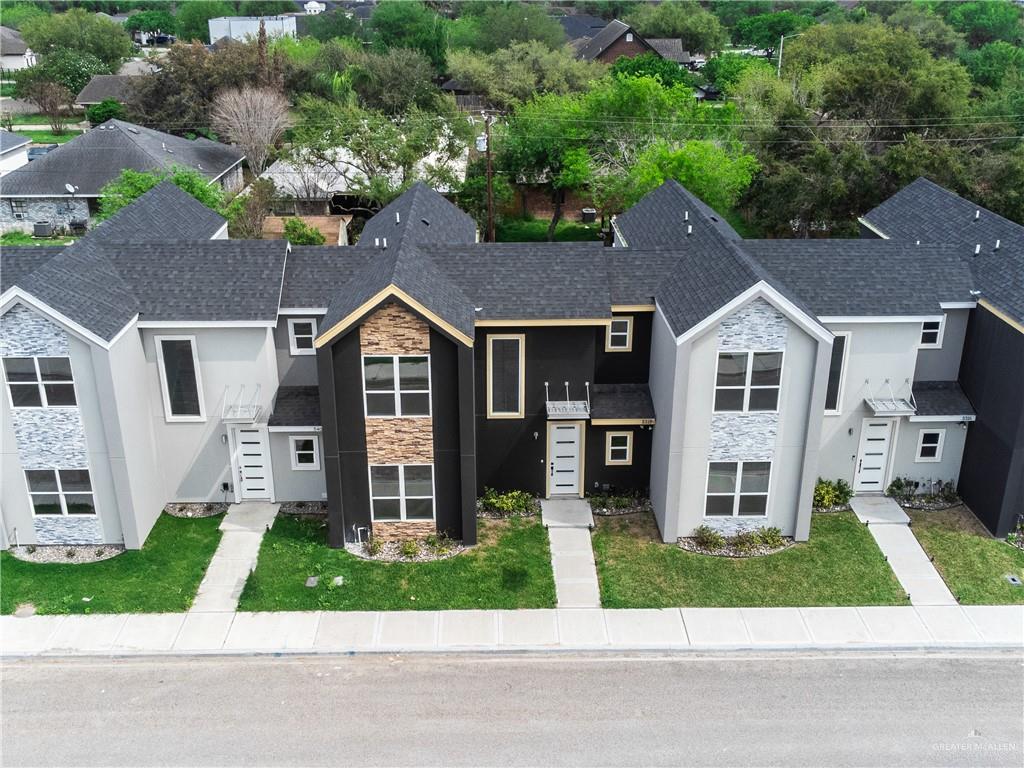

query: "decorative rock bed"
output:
164 502 228 518
9 543 125 564
895 495 962 512
677 536 794 559
280 501 328 516
589 496 653 516
812 505 851 514
344 538 466 562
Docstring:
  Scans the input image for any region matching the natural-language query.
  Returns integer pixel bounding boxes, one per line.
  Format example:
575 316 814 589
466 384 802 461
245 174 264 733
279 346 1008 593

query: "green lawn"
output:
909 507 1024 605
19 129 83 144
592 512 908 608
0 514 223 615
495 217 601 243
7 113 83 125
1 232 75 247
238 515 556 611
0 82 14 97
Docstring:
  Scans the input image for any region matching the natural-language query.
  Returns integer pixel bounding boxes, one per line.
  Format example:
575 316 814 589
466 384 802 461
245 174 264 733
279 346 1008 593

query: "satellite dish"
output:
64 183 77 194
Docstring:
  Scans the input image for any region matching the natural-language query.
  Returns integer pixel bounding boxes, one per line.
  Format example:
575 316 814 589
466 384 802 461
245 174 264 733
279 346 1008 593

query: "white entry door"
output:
547 422 582 497
231 426 273 501
854 418 894 493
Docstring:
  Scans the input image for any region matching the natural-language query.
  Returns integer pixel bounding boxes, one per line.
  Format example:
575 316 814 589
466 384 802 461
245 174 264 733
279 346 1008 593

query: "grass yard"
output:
1 232 75 247
592 512 908 608
6 113 82 125
908 506 1024 605
0 82 14 97
238 515 556 611
0 514 223 615
495 217 601 243
19 129 83 144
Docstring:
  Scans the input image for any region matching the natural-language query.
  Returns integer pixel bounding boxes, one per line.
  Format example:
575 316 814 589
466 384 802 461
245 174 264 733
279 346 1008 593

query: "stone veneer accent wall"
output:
1 303 102 545
359 302 436 541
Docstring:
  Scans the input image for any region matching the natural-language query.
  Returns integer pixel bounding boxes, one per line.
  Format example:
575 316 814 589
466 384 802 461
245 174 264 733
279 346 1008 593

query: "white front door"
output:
231 426 273 501
854 418 894 493
547 422 582 497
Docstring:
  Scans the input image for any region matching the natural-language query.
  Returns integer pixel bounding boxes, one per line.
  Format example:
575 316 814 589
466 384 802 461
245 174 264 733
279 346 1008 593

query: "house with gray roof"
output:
0 25 33 71
0 177 1005 553
574 19 658 63
0 120 244 235
0 130 30 177
74 74 138 107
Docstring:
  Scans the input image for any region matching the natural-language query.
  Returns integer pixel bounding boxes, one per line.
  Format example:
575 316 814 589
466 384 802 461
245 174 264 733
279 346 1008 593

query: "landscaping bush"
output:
86 98 124 126
886 476 919 502
399 539 420 559
283 217 326 245
364 536 383 557
692 524 725 551
728 530 760 555
813 477 853 509
478 487 539 517
937 480 959 504
757 526 785 550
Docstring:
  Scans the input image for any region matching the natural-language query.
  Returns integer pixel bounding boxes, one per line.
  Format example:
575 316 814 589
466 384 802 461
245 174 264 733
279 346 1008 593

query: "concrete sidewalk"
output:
3 605 1020 657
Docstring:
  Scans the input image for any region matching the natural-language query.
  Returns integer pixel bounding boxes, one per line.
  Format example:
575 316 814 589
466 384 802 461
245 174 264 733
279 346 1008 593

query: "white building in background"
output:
207 15 297 44
304 1 327 14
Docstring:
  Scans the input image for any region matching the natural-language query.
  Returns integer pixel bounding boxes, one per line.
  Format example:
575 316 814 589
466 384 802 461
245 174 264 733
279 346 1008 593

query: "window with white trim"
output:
287 318 317 356
606 317 633 352
705 461 771 517
487 334 524 418
606 431 632 465
824 332 850 414
25 469 95 516
155 336 205 421
289 435 320 471
369 464 434 521
915 429 945 462
714 351 783 412
363 355 430 417
920 317 944 348
2 356 76 408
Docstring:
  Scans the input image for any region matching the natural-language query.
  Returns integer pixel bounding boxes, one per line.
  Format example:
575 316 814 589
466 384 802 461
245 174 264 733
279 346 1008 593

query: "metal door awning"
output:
864 379 916 417
545 380 591 420
222 384 263 423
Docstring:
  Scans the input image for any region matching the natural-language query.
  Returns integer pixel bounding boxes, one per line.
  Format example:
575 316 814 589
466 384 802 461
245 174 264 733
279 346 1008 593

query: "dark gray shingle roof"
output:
357 182 477 250
0 26 26 55
0 130 31 154
0 119 243 197
648 38 690 63
913 381 975 418
557 13 609 40
269 386 321 427
1 247 66 293
90 181 226 242
75 75 137 104
280 246 374 308
591 383 655 420
576 19 646 60
613 180 741 247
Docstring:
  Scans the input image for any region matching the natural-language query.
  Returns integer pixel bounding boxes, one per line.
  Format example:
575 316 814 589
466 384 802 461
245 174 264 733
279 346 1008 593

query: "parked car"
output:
27 144 57 161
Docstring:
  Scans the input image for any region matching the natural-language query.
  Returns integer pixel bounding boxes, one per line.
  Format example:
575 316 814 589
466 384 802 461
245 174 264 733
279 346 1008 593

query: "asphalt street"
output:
2 650 1022 767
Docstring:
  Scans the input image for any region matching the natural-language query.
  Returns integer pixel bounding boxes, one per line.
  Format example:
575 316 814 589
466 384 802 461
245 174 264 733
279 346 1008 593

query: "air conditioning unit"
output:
33 220 53 237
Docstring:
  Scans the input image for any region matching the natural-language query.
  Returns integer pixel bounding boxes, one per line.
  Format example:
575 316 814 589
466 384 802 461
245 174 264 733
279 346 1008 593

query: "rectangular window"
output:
363 355 430 417
11 199 26 218
605 317 633 352
824 333 849 414
2 356 76 408
155 335 205 421
486 334 525 418
25 468 95 516
605 431 633 465
287 318 317 356
289 434 320 471
714 351 783 412
916 429 945 463
920 318 944 348
369 464 434 521
705 461 771 517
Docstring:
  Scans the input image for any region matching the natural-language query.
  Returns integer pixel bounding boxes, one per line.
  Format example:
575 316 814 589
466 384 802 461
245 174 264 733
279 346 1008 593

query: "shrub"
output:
729 530 761 554
86 98 124 126
479 487 537 517
886 476 918 502
813 477 853 509
692 524 725 551
757 526 785 550
399 539 420 559
937 480 958 503
283 217 326 245
364 536 383 557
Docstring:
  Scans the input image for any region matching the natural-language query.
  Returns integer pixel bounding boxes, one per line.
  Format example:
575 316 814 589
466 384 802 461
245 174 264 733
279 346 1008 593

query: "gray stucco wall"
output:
275 315 319 387
0 198 90 234
892 419 969 493
269 430 327 501
648 308 683 539
915 309 969 382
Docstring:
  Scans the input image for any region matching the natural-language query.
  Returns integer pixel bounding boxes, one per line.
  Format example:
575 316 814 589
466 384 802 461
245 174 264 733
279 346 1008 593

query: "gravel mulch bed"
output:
590 498 653 516
813 504 851 514
896 496 962 511
344 539 466 562
280 501 328 516
677 537 794 558
164 502 228 518
8 543 125 564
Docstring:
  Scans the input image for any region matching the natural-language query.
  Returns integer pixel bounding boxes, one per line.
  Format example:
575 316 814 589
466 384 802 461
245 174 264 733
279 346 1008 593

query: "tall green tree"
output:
20 8 132 68
302 9 360 42
97 167 226 221
123 10 176 35
625 1 729 53
884 4 963 58
733 11 814 57
611 52 694 88
369 1 448 70
13 47 110 97
702 53 773 94
961 41 1024 89
175 1 234 43
471 2 566 53
946 1 1022 48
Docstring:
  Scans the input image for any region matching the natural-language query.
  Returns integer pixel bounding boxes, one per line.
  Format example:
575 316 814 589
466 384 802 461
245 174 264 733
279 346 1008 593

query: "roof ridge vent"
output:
126 126 139 134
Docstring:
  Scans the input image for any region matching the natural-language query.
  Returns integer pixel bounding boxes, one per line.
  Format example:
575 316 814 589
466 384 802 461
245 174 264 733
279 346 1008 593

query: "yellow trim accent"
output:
611 304 655 312
475 318 612 327
485 333 525 419
605 315 633 352
605 431 633 466
592 418 655 426
314 285 475 349
545 420 586 499
979 299 1024 334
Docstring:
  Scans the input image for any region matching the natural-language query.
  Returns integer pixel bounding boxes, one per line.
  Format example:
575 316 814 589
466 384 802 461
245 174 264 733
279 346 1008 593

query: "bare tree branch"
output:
210 86 290 176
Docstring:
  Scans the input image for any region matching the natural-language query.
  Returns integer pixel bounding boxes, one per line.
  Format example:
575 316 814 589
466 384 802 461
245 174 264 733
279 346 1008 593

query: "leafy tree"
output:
369 1 448 70
627 139 758 211
734 11 814 58
885 5 963 58
20 8 132 68
946 1 1022 48
611 52 694 88
302 9 360 42
23 81 73 133
575 1 643 21
175 1 234 43
237 0 297 15
702 52 773 93
13 47 110 97
455 159 515 232
961 41 1024 90
226 177 275 239
709 0 771 30
471 2 566 53
625 1 729 54
282 217 326 245
97 167 226 221
86 97 125 125
349 47 442 114
123 10 176 34
1 1 51 30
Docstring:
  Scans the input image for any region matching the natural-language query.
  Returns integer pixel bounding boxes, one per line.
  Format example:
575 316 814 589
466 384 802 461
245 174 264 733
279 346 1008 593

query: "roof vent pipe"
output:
374 237 379 247
974 244 981 255
684 211 689 222
395 211 400 224
382 237 387 250
686 225 693 236
995 239 1000 251
974 210 980 221
915 240 920 245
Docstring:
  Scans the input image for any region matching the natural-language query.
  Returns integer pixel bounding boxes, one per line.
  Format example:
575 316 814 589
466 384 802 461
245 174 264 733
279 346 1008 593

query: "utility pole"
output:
485 112 495 243
777 33 785 78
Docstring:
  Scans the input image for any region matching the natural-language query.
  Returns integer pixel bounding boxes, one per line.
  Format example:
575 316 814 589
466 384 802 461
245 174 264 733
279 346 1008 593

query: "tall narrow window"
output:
369 464 435 521
155 336 205 421
287 318 317 356
605 317 633 352
705 461 771 517
2 357 76 408
25 469 95 516
920 317 944 348
363 355 430 417
487 334 525 418
714 351 783 412
824 333 849 414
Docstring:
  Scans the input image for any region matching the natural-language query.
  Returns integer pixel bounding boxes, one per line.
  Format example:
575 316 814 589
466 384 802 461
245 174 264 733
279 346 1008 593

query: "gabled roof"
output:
0 25 27 55
576 19 650 61
613 180 741 247
90 181 226 242
648 38 690 63
357 181 477 249
557 13 609 41
0 130 30 155
75 74 137 105
0 119 244 197
862 177 1024 324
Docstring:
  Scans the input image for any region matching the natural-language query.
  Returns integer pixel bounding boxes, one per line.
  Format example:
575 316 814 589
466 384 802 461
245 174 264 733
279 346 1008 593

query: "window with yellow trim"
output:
605 317 633 352
605 431 632 465
486 334 525 418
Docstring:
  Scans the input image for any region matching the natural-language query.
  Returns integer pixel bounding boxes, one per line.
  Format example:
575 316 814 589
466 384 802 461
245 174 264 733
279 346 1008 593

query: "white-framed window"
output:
2 356 76 408
714 351 783 412
486 334 525 418
362 355 430 417
25 468 95 516
605 431 633 465
824 332 850 414
155 335 206 422
10 199 26 219
369 464 435 521
625 32 634 41
287 317 317 356
289 434 321 471
605 316 633 352
705 461 771 517
915 429 945 463
920 317 945 348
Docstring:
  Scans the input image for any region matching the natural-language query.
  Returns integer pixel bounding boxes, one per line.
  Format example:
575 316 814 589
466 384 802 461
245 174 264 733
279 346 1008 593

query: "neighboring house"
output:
575 19 658 63
0 119 244 234
556 13 609 41
3 177 999 554
74 75 137 108
207 15 297 44
0 25 34 72
118 58 161 76
0 131 30 177
647 38 692 67
860 178 1024 537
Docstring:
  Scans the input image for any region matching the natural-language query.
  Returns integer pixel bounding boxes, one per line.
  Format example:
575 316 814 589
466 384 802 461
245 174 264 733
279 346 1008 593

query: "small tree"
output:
86 98 125 126
283 217 326 245
209 86 290 175
13 47 110 98
124 11 177 35
226 178 275 239
97 167 225 221
25 81 72 133
20 8 132 69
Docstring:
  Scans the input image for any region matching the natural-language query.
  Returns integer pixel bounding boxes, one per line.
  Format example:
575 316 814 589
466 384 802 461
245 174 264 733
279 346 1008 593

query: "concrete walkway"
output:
850 496 957 606
189 502 278 613
541 499 600 608
2 606 1020 657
